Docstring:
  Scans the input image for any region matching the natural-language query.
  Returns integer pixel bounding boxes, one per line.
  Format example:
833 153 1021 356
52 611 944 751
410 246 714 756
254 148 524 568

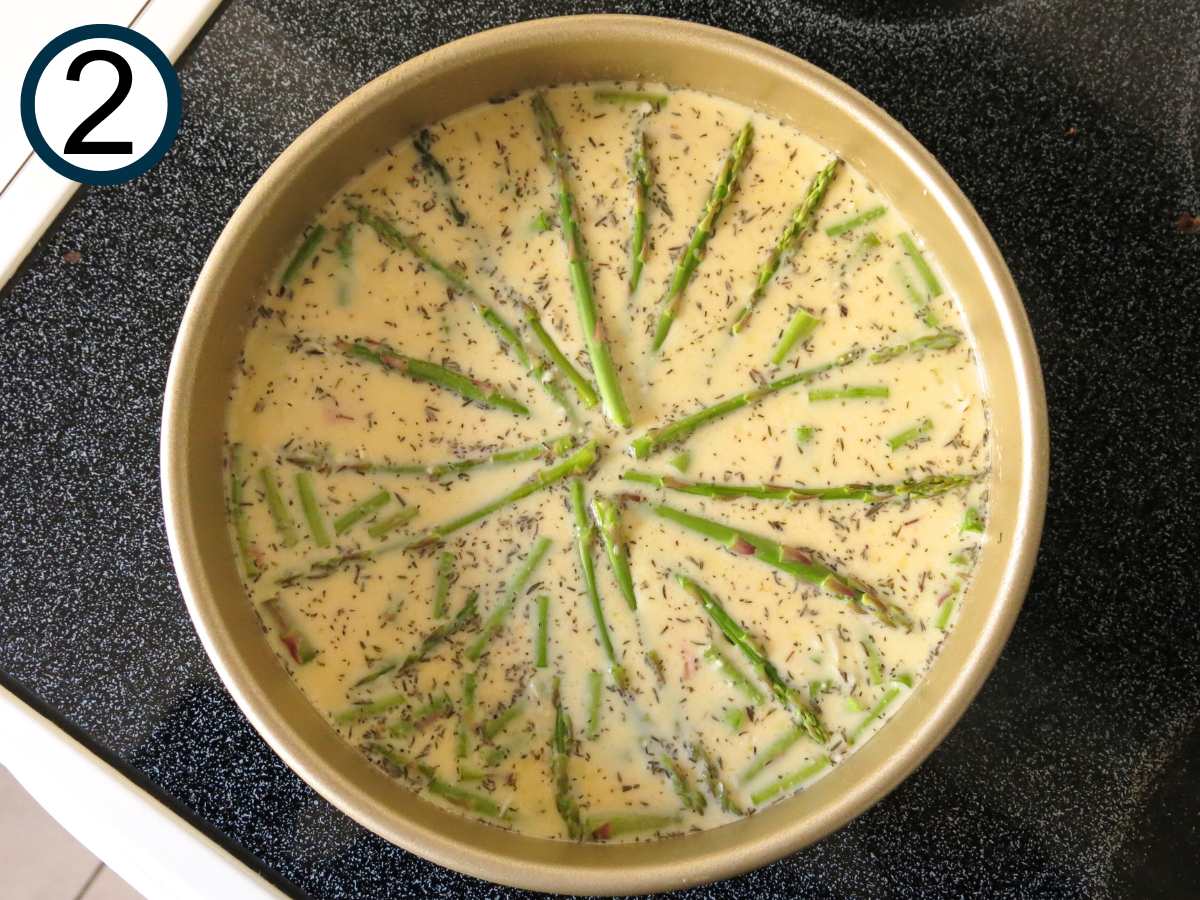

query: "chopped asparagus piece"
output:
551 676 584 840
366 507 418 540
935 581 962 631
847 681 908 744
335 221 355 306
623 471 974 504
456 671 476 758
334 693 408 723
229 445 258 578
479 305 576 422
770 309 822 366
863 634 884 685
388 694 453 735
354 591 479 687
731 159 840 334
962 507 985 533
749 755 831 805
808 385 889 402
531 210 553 233
656 749 707 813
481 700 527 741
723 706 748 731
690 741 744 815
587 812 681 840
887 418 933 451
371 743 510 818
413 128 467 225
855 231 882 255
333 489 391 535
569 479 625 685
704 645 765 704
740 724 806 783
668 451 691 472
262 598 317 664
825 205 886 238
654 122 754 351
898 231 943 298
795 425 817 447
593 89 669 110
335 434 578 480
534 594 550 668
522 304 599 409
590 496 637 611
433 551 455 618
895 258 939 328
259 465 298 548
629 130 651 293
465 537 552 661
280 224 326 287
870 329 959 363
586 669 603 739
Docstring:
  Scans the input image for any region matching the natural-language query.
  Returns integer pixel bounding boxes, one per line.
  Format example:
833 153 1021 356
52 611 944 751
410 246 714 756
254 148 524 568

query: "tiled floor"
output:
0 765 143 900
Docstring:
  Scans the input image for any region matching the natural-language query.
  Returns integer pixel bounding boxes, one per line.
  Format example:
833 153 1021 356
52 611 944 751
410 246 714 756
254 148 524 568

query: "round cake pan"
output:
161 14 1048 895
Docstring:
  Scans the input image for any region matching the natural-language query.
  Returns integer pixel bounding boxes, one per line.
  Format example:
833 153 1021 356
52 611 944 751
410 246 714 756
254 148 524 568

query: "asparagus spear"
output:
479 305 576 421
962 507 985 533
530 210 553 233
338 338 529 416
568 479 625 685
795 426 817 448
587 812 681 840
262 597 318 664
740 724 805 783
668 450 691 472
280 224 326 288
370 744 509 819
522 304 599 409
593 89 669 110
887 418 933 451
465 537 552 661
825 205 886 238
653 122 754 351
856 231 883 255
534 594 550 668
654 747 707 813
629 348 863 459
665 513 911 630
351 204 471 292
770 309 821 366
258 466 298 548
808 385 889 402
413 128 467 226
334 693 408 723
335 221 355 306
275 542 394 586
703 645 765 704
550 676 584 840
481 699 526 741
334 434 578 479
456 671 477 758
749 755 830 805
674 573 828 742
332 488 391 535
433 551 455 618
898 232 943 298
847 680 909 744
629 130 651 293
531 92 632 429
229 444 258 578
622 471 975 504
690 741 744 815
730 158 840 334
585 669 603 739
354 591 479 687
869 329 959 363
406 440 598 549
863 634 885 685
389 694 453 735
895 259 940 329
590 496 637 611
366 506 419 540
935 581 961 631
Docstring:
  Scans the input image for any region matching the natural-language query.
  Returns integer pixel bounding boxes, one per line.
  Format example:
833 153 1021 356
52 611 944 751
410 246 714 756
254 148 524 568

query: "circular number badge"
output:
20 24 182 186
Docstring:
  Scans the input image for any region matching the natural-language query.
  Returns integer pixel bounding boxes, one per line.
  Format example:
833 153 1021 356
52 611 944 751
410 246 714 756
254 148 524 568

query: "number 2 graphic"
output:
64 49 133 155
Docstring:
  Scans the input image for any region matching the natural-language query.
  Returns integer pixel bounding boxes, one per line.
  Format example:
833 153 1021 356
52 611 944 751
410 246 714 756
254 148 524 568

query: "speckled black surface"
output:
2 1 1198 897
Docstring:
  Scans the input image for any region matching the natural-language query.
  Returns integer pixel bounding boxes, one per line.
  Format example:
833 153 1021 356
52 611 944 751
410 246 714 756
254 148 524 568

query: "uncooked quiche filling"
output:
224 82 990 841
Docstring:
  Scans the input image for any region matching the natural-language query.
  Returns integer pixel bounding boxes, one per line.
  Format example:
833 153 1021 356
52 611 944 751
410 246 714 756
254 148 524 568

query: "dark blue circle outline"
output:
20 24 182 186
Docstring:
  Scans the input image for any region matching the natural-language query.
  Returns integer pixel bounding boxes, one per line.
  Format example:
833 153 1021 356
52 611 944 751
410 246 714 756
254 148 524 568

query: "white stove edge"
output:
0 0 223 291
0 683 286 900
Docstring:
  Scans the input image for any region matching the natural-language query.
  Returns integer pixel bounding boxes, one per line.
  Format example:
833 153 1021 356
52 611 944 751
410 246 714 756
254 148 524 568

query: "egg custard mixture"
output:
225 83 990 842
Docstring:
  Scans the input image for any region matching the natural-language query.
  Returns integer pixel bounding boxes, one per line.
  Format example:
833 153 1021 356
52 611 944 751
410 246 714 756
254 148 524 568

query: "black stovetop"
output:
2 1 1198 897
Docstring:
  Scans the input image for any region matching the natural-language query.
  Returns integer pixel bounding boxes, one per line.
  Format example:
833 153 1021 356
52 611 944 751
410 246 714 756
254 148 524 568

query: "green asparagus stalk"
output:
456 671 477 758
479 305 576 421
433 551 455 618
847 680 908 744
622 471 974 504
275 542 393 586
335 434 578 480
531 210 553 233
653 122 753 351
749 755 830 805
593 89 669 110
655 747 707 813
550 676 584 840
585 669 603 739
334 693 408 723
587 812 681 840
258 466 298 548
481 699 527 741
338 338 530 416
229 444 258 578
534 594 550 668
856 231 883 255
665 513 911 630
724 707 748 731
809 385 889 402
887 418 933 451
863 634 884 685
413 128 467 226
825 205 886 238
674 573 828 742
294 472 330 549
962 507 985 534
690 741 744 815
388 694 453 735
740 724 805 783
370 744 509 818
465 537 552 661
628 348 863 459
730 159 840 334
280 223 326 287
898 232 943 298
351 204 471 292
703 645 765 704
770 309 822 366
406 440 598 549
589 496 637 611
531 92 632 428
895 259 940 329
795 426 817 448
935 581 961 631
522 304 599 409
629 130 651 293
869 329 959 363
568 479 625 685
354 591 479 687
332 488 392 535
366 506 419 540
335 221 355 306
668 450 691 472
261 598 318 664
